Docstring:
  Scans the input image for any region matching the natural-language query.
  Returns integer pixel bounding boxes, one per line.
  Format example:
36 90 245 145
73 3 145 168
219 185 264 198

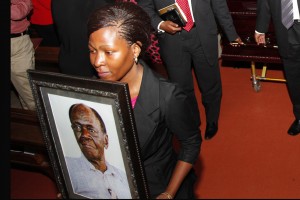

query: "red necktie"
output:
177 0 194 31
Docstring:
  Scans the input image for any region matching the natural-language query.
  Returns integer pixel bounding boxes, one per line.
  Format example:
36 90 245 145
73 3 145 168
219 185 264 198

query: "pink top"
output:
11 0 32 33
131 96 138 108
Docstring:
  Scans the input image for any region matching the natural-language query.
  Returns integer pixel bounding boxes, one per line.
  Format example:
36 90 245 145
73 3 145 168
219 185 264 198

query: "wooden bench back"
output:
10 108 54 180
35 46 60 64
35 46 60 72
31 38 61 72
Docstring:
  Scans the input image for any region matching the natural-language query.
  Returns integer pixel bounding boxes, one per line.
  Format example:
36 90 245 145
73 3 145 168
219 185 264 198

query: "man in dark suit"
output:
52 0 114 77
255 0 300 136
138 0 243 140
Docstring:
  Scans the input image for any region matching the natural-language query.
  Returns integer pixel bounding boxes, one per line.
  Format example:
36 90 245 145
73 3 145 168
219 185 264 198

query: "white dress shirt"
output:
293 0 300 20
65 155 131 199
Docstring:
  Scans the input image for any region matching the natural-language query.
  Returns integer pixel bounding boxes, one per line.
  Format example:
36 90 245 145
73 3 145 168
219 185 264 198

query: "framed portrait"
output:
28 70 150 199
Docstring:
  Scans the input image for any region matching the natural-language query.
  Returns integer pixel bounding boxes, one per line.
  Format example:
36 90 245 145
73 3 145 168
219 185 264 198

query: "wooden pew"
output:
10 108 54 180
34 46 60 72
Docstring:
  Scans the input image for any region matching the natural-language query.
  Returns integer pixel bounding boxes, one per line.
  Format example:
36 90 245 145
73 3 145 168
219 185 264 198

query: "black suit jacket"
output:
52 0 114 76
256 0 300 58
138 0 239 65
134 61 202 198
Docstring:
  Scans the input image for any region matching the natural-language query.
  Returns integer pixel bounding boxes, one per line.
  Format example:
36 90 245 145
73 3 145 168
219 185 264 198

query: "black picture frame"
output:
28 70 149 199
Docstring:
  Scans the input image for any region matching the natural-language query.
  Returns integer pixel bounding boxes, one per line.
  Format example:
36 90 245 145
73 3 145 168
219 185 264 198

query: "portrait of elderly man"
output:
65 103 131 199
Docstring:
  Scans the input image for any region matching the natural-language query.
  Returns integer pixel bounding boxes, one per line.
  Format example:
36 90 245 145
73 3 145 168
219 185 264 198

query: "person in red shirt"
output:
30 0 59 47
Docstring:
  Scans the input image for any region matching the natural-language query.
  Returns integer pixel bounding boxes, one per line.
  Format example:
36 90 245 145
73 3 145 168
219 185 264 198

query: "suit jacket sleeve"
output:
163 82 202 163
255 0 271 33
211 0 239 41
138 0 162 31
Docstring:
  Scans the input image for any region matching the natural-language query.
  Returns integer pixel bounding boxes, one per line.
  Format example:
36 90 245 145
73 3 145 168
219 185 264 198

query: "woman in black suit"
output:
255 0 300 136
87 2 202 199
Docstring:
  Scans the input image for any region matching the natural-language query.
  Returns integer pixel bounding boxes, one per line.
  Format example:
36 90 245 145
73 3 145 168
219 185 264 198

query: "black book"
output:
158 3 187 27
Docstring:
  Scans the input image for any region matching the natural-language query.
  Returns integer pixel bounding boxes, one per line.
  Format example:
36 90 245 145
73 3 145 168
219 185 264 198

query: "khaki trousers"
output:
11 35 36 110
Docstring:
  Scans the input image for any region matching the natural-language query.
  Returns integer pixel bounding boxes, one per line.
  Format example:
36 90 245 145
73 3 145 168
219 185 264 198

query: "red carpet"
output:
10 62 300 199
194 63 300 198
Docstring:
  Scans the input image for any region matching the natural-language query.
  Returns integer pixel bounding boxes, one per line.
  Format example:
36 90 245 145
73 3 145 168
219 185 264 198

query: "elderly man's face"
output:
70 104 108 162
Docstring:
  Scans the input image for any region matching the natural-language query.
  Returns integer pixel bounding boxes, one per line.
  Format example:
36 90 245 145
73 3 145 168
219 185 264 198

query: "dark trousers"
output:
283 22 300 119
282 49 300 119
158 26 222 125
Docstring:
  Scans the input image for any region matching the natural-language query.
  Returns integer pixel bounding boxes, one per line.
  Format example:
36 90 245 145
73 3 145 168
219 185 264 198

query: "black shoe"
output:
288 119 300 136
205 122 218 140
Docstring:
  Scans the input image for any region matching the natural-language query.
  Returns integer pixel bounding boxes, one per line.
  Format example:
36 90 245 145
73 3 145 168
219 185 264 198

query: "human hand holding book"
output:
158 3 187 27
159 20 182 34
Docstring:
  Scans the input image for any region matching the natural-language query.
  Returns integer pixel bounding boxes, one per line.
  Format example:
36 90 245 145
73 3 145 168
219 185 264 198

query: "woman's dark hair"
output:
87 2 153 55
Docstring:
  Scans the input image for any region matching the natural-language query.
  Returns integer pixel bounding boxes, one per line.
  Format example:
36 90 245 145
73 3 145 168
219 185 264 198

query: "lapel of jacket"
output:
191 0 197 14
133 61 160 154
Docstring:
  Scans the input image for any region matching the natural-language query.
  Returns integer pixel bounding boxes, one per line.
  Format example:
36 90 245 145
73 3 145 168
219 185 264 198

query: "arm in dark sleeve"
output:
211 0 239 41
256 0 271 33
164 84 202 164
138 0 162 31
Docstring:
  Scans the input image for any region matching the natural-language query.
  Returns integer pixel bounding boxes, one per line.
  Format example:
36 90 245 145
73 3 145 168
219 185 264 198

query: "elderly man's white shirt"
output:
65 155 131 199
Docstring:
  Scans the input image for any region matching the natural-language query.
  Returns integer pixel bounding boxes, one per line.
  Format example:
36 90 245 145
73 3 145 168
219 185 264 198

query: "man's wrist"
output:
157 21 165 33
255 30 265 34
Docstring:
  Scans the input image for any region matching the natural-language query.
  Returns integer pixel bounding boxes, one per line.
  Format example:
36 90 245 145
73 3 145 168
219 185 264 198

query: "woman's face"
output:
88 27 136 82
